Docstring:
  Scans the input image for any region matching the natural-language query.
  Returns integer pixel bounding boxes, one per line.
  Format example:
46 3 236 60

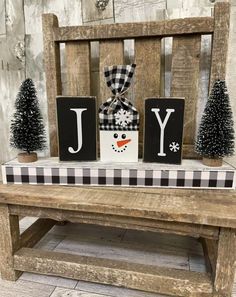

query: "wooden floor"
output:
0 217 235 297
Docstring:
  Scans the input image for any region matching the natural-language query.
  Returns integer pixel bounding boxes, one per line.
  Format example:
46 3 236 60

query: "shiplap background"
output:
0 0 236 168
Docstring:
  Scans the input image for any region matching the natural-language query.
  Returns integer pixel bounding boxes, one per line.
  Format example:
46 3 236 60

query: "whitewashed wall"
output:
0 0 236 169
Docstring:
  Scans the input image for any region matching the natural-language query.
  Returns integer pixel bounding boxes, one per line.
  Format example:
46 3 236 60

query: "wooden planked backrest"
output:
42 2 230 158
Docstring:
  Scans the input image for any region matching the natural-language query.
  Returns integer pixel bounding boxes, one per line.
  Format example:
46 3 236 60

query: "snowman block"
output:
100 131 139 162
99 64 139 162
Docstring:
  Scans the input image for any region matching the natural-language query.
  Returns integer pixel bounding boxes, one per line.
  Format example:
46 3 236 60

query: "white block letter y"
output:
151 108 175 156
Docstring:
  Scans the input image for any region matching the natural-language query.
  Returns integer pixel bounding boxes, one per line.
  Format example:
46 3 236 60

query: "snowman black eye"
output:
122 134 126 139
113 133 118 138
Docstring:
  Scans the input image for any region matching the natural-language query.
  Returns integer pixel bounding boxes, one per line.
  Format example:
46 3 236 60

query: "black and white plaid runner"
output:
4 166 234 189
99 64 139 131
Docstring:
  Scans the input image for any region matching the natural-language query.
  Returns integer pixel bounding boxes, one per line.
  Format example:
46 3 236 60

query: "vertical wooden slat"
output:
171 35 201 153
210 2 230 90
134 38 161 154
213 228 236 297
65 41 91 96
99 40 124 104
42 14 62 157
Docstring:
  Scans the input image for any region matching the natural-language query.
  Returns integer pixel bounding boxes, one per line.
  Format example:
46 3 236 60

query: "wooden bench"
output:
0 186 236 296
0 2 235 297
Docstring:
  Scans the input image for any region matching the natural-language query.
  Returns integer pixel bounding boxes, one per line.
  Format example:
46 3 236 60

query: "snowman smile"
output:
112 144 128 153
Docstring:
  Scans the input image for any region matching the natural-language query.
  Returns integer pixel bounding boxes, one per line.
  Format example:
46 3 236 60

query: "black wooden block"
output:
144 97 185 164
56 96 97 161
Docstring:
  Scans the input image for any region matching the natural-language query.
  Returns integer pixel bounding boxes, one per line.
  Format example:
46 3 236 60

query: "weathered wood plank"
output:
54 17 214 42
65 41 91 96
171 35 201 154
0 0 6 35
14 247 213 296
9 205 219 240
134 38 161 155
99 40 124 104
0 278 55 297
0 204 21 280
213 228 236 297
182 144 199 159
51 287 114 297
82 0 114 23
20 218 56 248
114 0 165 23
0 184 236 228
200 238 218 276
226 6 236 168
210 2 230 90
42 14 62 157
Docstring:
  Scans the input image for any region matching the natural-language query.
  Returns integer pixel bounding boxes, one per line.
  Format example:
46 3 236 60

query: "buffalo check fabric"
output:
4 166 234 189
99 64 139 131
104 64 136 96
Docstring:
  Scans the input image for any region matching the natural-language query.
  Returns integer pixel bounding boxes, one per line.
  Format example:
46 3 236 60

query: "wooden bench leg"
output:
0 204 22 281
213 227 236 297
200 237 218 277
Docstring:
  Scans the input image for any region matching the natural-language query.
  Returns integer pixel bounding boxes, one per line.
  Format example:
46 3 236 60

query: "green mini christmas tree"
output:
195 80 234 164
10 78 46 162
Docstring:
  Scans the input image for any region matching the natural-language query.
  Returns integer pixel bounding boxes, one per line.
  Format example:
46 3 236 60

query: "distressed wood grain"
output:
214 228 236 297
20 218 56 248
0 0 25 71
210 2 230 89
9 205 219 240
134 38 161 154
114 0 166 23
0 278 55 297
171 35 201 151
55 235 189 270
99 40 124 104
65 41 91 96
51 287 109 297
164 7 212 139
82 0 114 23
54 17 214 42
226 5 236 168
0 204 21 280
42 14 62 157
0 184 236 228
14 247 213 296
0 0 6 35
24 0 83 34
200 238 218 277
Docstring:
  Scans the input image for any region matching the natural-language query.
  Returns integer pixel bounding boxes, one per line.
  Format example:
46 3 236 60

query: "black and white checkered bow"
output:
99 64 139 131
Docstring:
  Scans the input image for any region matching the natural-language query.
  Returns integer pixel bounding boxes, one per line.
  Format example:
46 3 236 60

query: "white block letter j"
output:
68 108 87 154
151 108 175 156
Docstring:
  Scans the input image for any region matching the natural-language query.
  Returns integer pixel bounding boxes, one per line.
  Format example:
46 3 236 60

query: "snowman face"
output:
111 132 131 153
100 131 138 162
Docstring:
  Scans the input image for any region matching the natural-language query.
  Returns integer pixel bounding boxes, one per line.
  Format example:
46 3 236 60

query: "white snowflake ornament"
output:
169 142 180 153
114 109 133 127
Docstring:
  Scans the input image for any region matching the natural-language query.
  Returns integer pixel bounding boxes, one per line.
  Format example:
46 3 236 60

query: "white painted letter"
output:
68 108 87 154
151 108 175 156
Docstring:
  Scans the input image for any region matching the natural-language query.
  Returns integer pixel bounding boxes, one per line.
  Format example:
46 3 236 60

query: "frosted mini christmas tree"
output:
195 80 234 166
10 78 46 162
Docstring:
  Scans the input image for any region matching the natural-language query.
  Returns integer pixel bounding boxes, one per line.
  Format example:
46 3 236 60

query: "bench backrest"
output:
42 2 230 158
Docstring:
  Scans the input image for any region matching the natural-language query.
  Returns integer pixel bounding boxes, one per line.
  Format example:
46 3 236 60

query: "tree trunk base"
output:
18 152 38 163
202 157 223 167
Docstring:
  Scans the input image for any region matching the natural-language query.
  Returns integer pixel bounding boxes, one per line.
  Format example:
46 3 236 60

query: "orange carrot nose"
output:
117 139 131 148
